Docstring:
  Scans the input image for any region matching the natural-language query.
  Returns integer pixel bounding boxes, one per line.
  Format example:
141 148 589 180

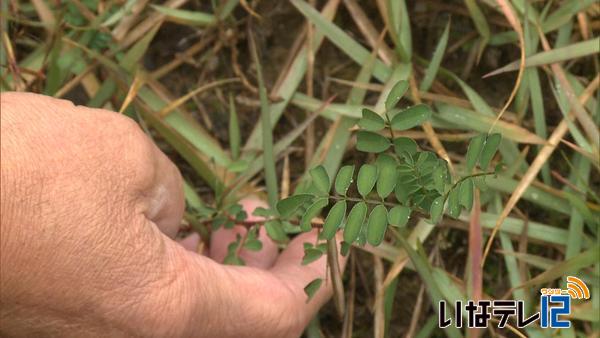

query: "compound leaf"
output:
430 196 444 223
376 156 398 198
335 165 354 196
390 104 432 130
357 131 391 153
357 164 378 197
395 176 419 204
388 205 410 227
304 278 323 302
358 108 385 131
393 137 418 156
366 204 388 246
302 248 324 265
321 200 347 240
300 198 329 232
479 133 502 170
265 220 288 242
465 134 485 172
276 194 313 218
344 202 367 243
433 164 447 194
447 188 461 218
310 165 330 194
386 80 409 110
459 178 474 211
244 239 263 251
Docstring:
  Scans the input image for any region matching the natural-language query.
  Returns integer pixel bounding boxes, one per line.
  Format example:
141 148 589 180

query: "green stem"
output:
385 115 395 140
329 195 398 208
442 171 495 205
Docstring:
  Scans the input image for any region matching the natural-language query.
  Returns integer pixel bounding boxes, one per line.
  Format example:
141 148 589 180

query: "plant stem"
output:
329 195 398 208
442 171 495 205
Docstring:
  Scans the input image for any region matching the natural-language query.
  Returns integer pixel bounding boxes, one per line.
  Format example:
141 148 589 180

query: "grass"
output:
2 1 599 337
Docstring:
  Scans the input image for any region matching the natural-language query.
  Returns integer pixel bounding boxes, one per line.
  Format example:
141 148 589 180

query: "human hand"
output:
0 92 346 337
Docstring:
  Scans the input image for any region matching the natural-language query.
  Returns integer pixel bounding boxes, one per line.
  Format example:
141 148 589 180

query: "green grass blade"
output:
250 33 278 207
136 100 223 190
434 103 545 145
485 175 571 215
517 245 599 289
386 0 412 61
414 315 439 338
542 0 596 33
526 45 551 183
459 212 594 247
419 20 450 92
464 0 490 58
139 86 232 166
151 5 216 26
397 237 463 338
565 154 591 261
291 0 391 82
449 74 522 167
228 94 241 160
216 0 239 20
383 277 398 337
485 37 599 77
121 24 161 72
242 0 341 157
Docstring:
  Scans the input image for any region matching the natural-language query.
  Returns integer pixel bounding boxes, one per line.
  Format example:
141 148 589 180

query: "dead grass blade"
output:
1 32 25 91
489 0 526 133
482 74 600 267
30 0 55 34
467 190 482 338
112 0 150 41
281 155 290 199
304 0 317 170
327 239 345 318
120 0 187 49
373 256 385 338
537 27 599 147
54 62 98 98
151 36 215 80
119 71 146 113
341 254 356 338
158 78 240 117
343 0 394 65
404 285 425 338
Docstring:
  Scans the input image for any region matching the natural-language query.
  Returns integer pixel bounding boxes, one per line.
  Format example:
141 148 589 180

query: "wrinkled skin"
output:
0 92 345 337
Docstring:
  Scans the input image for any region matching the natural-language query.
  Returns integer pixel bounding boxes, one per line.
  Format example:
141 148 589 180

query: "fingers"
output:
270 230 348 321
153 229 347 337
178 232 201 252
210 198 278 268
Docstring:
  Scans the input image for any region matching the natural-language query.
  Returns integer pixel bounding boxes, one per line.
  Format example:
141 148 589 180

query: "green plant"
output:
192 80 502 299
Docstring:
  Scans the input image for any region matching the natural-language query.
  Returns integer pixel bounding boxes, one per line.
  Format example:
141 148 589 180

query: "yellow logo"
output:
540 276 590 300
564 276 590 299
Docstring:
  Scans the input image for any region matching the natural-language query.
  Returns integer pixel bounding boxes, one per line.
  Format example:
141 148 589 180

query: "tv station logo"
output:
439 276 591 330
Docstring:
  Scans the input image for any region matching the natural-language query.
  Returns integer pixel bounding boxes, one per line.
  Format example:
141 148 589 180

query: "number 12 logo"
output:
540 295 571 328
